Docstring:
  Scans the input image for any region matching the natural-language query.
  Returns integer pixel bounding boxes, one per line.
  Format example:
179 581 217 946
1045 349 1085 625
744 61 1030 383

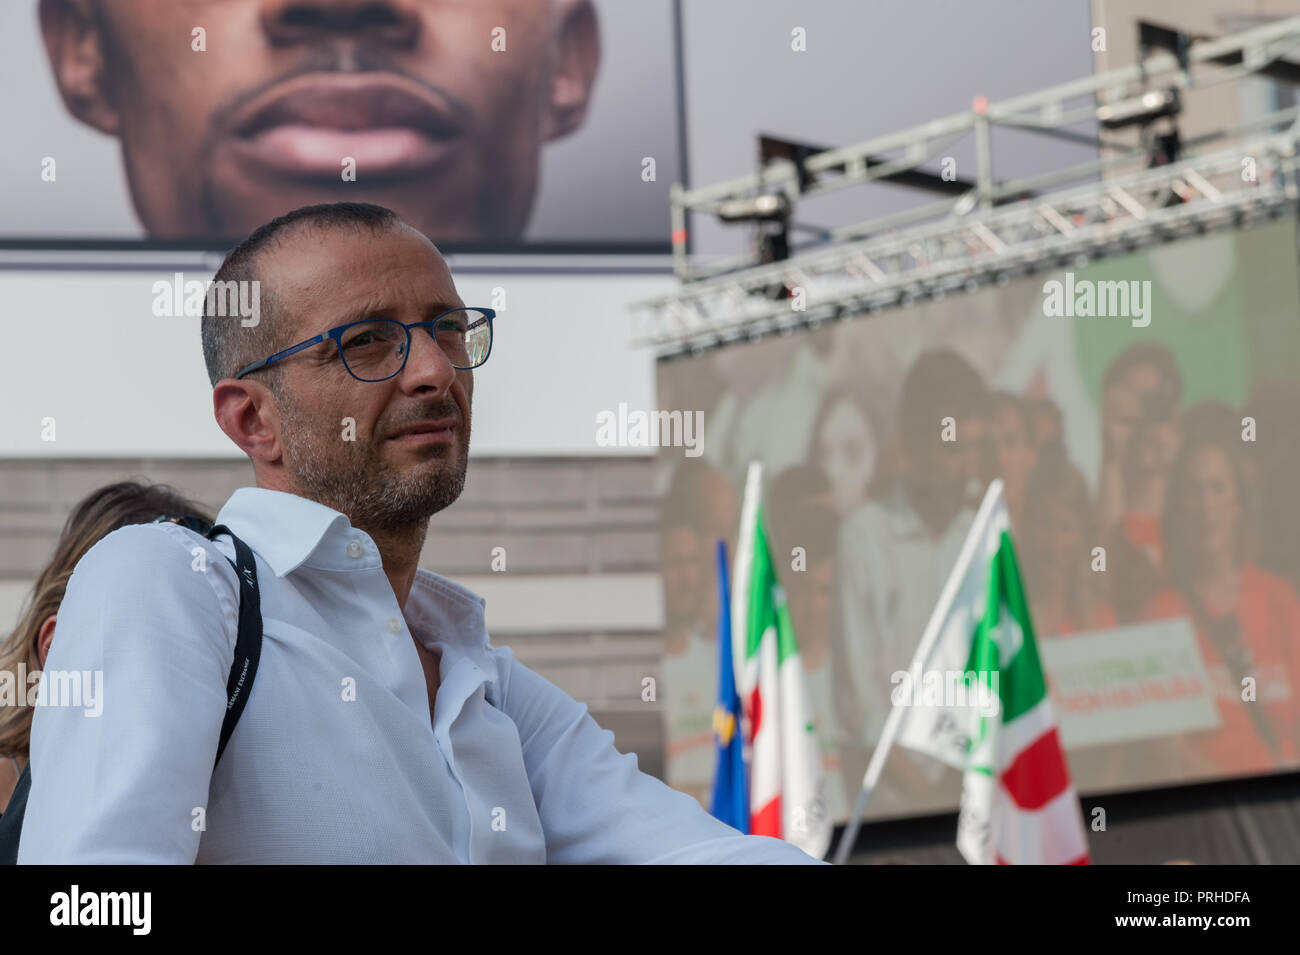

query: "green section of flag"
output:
742 503 798 666
964 531 1048 760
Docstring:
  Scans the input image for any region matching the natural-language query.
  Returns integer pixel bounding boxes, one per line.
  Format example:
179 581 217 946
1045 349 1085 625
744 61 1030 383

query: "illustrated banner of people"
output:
656 215 1300 823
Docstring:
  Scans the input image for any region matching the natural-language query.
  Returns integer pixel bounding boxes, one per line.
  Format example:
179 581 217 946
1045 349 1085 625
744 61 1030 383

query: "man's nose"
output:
399 324 459 393
259 0 422 47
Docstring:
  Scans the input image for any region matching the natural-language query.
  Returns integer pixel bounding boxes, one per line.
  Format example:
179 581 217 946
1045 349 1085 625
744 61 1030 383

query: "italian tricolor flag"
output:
895 480 1090 865
732 462 832 860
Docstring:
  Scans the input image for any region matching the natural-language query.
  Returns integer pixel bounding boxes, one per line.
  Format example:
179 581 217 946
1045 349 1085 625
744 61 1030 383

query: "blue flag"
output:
710 538 747 831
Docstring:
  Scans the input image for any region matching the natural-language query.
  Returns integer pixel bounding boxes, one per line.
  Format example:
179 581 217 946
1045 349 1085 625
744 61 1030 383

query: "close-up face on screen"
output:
1 0 1296 936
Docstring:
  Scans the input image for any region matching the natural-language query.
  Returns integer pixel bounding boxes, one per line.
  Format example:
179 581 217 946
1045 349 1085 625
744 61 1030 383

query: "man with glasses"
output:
20 202 824 864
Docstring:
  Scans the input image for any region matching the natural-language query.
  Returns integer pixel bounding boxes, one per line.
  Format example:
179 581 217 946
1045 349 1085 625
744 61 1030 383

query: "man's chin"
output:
412 456 469 514
388 440 466 477
358 469 465 530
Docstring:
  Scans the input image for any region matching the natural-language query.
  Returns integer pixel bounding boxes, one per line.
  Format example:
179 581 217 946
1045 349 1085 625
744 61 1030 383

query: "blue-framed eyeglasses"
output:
233 307 495 383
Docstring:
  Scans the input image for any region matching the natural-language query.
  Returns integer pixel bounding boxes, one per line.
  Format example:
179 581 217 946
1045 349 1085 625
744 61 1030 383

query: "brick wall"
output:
0 455 667 777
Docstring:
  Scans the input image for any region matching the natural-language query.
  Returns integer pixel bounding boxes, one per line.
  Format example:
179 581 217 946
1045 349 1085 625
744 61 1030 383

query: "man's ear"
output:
213 378 284 467
39 0 121 135
37 614 57 669
544 0 600 142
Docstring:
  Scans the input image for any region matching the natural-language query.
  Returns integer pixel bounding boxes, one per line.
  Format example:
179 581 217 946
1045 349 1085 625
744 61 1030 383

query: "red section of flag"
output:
748 686 763 740
998 728 1070 810
751 796 782 838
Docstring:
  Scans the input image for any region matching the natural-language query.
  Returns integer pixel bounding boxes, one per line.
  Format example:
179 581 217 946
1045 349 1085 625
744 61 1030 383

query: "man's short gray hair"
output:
200 202 402 392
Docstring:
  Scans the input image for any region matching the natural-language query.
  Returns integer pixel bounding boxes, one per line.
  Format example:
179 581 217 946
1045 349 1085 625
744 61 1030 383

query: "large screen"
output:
656 215 1300 822
2 0 1103 256
0 0 680 251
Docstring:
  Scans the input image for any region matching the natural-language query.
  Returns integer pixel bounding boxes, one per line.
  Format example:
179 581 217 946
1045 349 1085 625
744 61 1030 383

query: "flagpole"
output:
732 462 763 694
731 463 762 831
832 479 1006 865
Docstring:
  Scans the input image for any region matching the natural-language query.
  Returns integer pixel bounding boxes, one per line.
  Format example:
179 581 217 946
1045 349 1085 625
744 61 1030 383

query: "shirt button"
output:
387 617 402 633
347 540 364 559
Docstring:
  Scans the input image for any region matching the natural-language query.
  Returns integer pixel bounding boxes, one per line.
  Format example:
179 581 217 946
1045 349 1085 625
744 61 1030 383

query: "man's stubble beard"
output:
276 388 469 532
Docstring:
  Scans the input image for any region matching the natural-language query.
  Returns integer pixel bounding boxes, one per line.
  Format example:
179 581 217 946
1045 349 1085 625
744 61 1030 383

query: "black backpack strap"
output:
0 520 261 865
206 524 263 769
0 762 31 864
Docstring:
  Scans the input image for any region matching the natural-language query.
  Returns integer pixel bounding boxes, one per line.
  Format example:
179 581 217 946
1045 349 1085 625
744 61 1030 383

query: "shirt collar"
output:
216 487 353 578
214 487 498 685
406 570 500 693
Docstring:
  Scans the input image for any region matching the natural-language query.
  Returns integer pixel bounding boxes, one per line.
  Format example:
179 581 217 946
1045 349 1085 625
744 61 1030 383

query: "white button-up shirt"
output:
20 487 823 864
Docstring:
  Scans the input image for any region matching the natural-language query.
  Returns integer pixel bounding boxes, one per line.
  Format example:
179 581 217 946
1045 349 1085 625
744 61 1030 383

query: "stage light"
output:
1096 88 1181 129
715 193 790 223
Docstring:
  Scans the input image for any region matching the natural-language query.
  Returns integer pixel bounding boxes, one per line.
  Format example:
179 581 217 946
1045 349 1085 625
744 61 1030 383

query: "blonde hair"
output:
0 480 212 758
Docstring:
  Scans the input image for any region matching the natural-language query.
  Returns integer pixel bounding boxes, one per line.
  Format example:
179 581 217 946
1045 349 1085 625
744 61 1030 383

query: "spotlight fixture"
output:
1096 88 1181 130
715 193 791 223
